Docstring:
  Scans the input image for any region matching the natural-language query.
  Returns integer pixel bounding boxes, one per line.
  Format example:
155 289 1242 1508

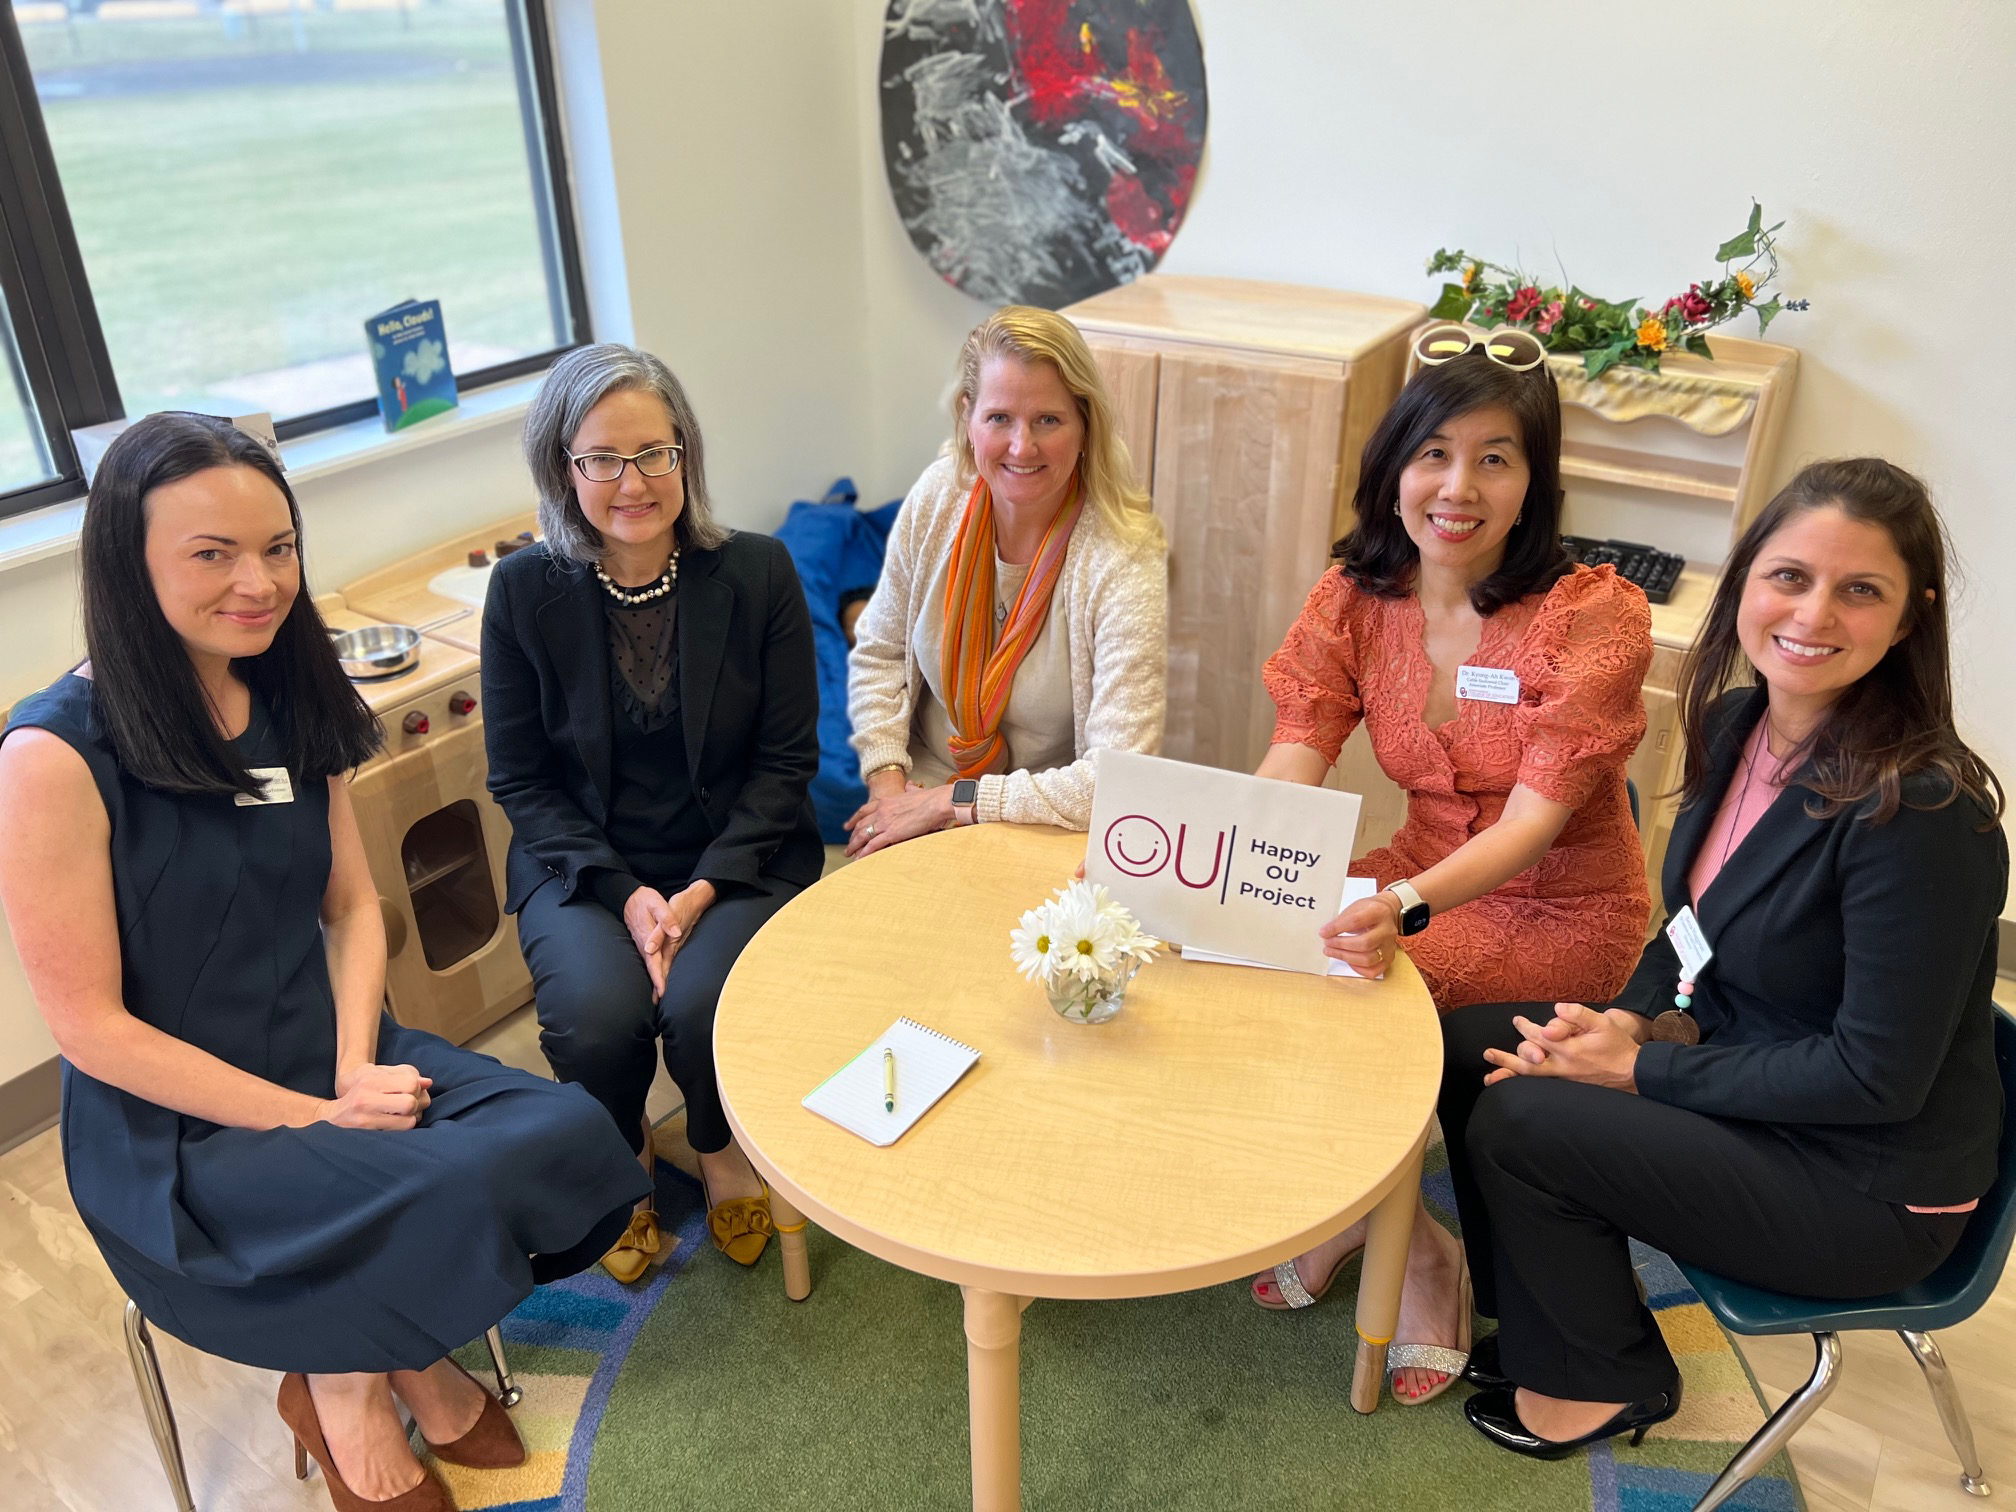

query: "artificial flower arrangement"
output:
1425 203 1807 379
1010 880 1161 1025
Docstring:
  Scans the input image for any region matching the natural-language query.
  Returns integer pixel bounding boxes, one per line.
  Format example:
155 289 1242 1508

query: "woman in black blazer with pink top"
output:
483 344 821 1283
1427 459 2005 1459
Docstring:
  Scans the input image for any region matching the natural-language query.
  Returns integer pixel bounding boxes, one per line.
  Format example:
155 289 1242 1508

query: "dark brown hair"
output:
1332 350 1572 614
80 412 381 795
1676 457 2002 826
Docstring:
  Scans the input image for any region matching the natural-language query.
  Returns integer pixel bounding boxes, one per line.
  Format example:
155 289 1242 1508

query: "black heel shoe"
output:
1463 1379 1682 1459
1461 1332 1512 1391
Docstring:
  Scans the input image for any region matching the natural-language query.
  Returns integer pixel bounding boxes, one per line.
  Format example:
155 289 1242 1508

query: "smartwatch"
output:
951 778 980 826
1383 879 1431 936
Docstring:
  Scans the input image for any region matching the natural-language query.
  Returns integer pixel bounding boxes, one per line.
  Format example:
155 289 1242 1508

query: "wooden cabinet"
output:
1062 275 1422 807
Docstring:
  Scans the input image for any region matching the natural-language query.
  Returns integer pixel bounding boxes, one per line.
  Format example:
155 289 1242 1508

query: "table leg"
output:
961 1285 1026 1512
1350 1136 1426 1414
771 1188 812 1301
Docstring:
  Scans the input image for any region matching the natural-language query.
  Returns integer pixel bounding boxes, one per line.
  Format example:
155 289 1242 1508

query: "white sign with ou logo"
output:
1084 751 1366 975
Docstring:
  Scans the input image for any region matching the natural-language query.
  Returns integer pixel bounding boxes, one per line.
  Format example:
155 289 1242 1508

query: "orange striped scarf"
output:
939 473 1083 779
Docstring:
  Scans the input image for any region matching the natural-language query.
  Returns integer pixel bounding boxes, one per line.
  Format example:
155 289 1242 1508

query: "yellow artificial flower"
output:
1735 270 1756 300
1463 262 1479 293
1636 317 1668 352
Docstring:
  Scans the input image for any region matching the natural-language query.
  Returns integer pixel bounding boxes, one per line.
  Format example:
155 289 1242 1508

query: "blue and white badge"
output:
1665 905 1714 980
1456 665 1521 704
234 767 295 807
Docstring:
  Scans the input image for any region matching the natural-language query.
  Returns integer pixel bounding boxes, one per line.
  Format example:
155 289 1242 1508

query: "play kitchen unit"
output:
327 513 541 1045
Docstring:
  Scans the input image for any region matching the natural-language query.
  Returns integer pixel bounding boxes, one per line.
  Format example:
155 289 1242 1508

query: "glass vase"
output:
1044 960 1140 1025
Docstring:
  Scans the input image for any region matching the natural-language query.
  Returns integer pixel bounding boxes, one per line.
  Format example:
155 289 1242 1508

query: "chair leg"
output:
122 1300 196 1512
1899 1330 1991 1497
1693 1332 1842 1512
483 1324 522 1408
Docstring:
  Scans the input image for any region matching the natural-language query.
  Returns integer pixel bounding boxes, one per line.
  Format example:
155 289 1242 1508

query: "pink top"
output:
1687 719 1792 903
1685 716 1977 1215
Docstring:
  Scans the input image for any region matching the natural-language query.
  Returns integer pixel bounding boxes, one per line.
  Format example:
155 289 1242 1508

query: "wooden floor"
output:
1 999 2010 1511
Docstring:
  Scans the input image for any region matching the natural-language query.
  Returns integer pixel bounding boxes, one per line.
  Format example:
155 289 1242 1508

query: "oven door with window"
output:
348 707 532 1045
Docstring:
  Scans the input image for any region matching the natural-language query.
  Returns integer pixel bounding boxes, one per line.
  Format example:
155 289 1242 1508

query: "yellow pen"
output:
883 1047 897 1112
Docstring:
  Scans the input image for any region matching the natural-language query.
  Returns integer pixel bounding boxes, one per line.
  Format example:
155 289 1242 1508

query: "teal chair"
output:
1678 1008 2016 1510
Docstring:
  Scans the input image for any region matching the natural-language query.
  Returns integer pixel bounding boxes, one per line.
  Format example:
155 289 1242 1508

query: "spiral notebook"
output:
801 1017 982 1147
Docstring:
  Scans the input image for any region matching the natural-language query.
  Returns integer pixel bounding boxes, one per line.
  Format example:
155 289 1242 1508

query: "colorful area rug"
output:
436 1147 1803 1510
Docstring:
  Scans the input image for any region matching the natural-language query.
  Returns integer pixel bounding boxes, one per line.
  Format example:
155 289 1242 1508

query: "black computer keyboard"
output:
1560 536 1685 605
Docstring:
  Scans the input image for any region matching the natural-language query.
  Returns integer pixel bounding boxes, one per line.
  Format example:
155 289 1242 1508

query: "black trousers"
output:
1439 1001 1968 1402
515 875 804 1156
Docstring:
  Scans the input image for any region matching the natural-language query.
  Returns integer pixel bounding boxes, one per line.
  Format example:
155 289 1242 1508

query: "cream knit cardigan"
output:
847 455 1168 828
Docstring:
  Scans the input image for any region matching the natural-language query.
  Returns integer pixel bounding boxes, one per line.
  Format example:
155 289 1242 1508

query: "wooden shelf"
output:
405 853 479 893
1561 441 1741 504
1647 565 1718 653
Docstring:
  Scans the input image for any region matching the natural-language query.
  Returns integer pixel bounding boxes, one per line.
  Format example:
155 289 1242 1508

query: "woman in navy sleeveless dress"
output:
0 415 648 1510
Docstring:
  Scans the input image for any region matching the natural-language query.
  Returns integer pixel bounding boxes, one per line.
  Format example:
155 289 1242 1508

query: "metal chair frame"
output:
122 1300 521 1511
1684 1007 2016 1509
1690 1327 1986 1510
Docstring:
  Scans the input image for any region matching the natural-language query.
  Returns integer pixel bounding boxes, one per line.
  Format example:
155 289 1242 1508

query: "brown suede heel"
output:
421 1358 527 1470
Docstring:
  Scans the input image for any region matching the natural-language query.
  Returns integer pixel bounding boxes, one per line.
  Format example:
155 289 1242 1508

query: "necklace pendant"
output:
1649 1010 1701 1046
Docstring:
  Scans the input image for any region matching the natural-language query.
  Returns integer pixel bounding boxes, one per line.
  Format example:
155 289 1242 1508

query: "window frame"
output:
0 0 588 515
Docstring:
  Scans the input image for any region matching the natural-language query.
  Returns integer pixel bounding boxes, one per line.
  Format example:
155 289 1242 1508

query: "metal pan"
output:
330 624 421 680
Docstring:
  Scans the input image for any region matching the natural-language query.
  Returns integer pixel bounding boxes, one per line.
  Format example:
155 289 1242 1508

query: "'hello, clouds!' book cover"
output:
365 299 458 433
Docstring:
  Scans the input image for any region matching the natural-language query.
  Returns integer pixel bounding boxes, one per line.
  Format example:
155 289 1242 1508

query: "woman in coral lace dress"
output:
1247 327 1652 1406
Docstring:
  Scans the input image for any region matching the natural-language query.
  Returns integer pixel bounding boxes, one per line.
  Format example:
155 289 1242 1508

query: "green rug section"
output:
591 1228 1594 1511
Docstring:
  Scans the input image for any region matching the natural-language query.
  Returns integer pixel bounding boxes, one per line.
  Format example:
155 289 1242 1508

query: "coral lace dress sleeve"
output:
1263 565 1652 1012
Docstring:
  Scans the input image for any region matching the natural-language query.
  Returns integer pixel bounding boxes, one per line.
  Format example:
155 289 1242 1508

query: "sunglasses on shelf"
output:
1411 323 1548 372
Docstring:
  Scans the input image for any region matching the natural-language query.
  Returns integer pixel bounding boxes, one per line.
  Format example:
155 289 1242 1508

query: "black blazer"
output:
1617 687 2006 1206
481 537 823 915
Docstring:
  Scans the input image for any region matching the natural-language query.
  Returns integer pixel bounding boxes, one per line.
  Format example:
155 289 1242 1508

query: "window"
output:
0 0 584 518
1 309 56 495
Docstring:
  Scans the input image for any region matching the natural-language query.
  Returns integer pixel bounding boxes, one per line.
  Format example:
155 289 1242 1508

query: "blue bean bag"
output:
776 479 902 843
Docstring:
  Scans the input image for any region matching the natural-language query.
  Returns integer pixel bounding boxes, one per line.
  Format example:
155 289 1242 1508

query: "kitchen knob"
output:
402 712 429 735
467 548 488 568
449 692 476 716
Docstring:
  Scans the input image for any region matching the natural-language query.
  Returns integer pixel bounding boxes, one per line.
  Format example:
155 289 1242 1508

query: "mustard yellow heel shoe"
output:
703 1177 773 1267
600 1208 662 1284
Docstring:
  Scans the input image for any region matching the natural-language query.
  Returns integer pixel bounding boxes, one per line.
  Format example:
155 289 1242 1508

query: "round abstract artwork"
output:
880 0 1208 309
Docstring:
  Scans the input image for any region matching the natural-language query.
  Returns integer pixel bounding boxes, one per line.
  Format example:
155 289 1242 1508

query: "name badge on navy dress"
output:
234 767 295 806
1456 666 1521 704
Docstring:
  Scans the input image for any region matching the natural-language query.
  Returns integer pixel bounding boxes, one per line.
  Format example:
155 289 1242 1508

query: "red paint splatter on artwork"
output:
1009 0 1099 124
1105 174 1169 252
991 1 1204 263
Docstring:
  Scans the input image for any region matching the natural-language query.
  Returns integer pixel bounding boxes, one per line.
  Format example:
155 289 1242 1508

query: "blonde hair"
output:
948 307 1164 550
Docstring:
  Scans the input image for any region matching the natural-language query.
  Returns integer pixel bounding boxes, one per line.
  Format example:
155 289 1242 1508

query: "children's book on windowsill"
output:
365 298 458 433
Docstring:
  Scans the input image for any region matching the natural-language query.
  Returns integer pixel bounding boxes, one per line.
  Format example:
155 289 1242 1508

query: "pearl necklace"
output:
593 549 678 606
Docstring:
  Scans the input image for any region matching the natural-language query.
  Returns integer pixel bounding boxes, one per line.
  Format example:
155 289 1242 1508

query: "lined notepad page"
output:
801 1018 982 1147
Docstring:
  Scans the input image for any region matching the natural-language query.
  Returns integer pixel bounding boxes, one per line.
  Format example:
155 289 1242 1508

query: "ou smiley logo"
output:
1104 815 1171 877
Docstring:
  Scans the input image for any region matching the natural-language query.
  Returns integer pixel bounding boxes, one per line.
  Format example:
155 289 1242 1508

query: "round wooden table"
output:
715 825 1442 1511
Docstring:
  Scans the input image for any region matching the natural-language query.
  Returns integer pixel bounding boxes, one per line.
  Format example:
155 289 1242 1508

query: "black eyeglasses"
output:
565 444 684 484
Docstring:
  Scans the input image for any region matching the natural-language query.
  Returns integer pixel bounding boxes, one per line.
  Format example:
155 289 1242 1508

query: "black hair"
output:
1677 457 2002 826
78 412 382 795
1332 350 1572 615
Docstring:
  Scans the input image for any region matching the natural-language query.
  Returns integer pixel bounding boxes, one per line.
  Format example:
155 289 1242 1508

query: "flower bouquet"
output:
1425 202 1807 379
1009 880 1161 1025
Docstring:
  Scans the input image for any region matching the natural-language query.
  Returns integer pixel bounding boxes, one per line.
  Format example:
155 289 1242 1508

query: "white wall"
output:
587 3 876 527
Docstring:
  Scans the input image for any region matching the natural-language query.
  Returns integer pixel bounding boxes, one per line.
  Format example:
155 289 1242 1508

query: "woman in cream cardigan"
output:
845 307 1167 854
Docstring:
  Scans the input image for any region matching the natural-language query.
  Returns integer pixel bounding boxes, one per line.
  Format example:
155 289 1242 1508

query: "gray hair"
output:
522 343 729 564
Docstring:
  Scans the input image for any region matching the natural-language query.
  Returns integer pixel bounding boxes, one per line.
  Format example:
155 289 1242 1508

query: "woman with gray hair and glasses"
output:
483 344 823 1283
